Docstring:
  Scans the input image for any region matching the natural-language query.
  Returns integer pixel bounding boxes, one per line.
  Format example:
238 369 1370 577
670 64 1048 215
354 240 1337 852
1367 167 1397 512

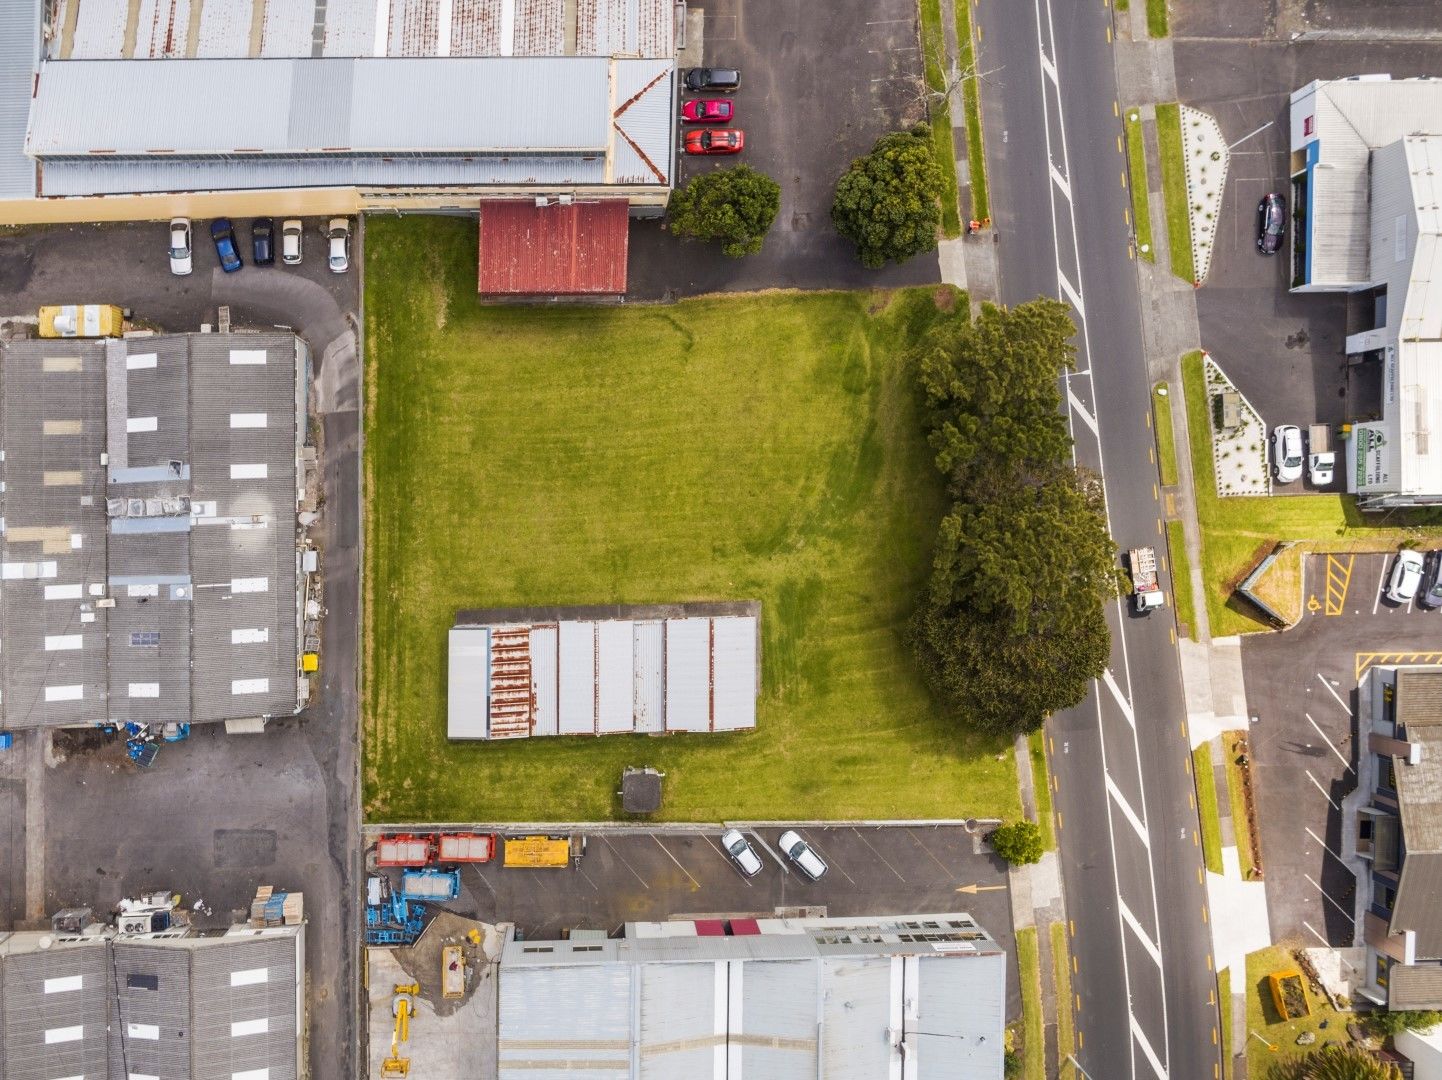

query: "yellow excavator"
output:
381 983 419 1078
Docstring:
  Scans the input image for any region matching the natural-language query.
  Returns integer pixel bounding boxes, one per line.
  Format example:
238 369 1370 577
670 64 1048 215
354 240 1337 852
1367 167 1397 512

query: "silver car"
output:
327 217 351 273
778 830 827 880
281 218 303 266
168 217 192 276
1271 424 1303 484
720 829 762 877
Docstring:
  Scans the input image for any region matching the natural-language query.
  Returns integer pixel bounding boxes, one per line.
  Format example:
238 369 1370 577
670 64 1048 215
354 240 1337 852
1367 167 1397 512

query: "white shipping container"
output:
377 838 430 865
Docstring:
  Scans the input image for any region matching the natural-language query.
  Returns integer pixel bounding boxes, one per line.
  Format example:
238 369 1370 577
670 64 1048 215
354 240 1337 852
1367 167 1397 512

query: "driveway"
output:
0 218 361 1080
626 0 943 298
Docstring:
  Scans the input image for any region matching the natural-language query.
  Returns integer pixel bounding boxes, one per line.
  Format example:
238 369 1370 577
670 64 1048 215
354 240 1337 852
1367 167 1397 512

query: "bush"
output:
667 165 782 257
989 821 1045 866
1266 1044 1402 1080
831 125 944 269
1368 1009 1442 1037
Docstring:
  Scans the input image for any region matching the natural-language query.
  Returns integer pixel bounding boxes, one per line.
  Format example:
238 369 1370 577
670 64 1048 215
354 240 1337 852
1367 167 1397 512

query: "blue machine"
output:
365 876 428 947
0 732 12 751
162 723 191 743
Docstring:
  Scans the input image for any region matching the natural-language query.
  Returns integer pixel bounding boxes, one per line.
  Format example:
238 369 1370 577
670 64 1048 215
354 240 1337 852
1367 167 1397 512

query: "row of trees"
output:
909 299 1115 737
666 126 944 267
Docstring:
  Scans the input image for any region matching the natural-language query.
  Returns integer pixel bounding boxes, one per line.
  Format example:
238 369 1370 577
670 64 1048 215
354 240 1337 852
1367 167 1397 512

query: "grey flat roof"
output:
0 334 303 729
0 1 38 198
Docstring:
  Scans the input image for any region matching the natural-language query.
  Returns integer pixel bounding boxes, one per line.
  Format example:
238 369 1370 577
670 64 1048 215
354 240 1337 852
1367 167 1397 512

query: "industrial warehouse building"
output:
448 603 759 739
0 917 303 1080
0 333 306 730
496 913 1007 1079
0 0 677 294
1289 76 1442 506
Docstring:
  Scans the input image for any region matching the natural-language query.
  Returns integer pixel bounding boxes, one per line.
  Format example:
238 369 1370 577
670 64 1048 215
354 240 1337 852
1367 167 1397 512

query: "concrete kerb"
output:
349 212 368 1080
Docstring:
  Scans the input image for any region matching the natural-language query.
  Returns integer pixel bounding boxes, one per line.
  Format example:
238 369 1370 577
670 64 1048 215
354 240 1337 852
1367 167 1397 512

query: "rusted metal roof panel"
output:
513 0 564 55
391 0 441 56
577 0 672 56
477 199 630 296
449 0 503 55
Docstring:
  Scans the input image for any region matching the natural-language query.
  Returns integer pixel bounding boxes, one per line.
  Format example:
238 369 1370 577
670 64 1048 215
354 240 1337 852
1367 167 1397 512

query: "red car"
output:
684 129 745 155
682 99 735 124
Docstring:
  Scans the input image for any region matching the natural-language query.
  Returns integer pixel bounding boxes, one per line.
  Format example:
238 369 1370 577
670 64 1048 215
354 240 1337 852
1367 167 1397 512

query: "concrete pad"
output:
367 947 498 1080
1210 636 1250 725
938 237 968 289
1206 850 1271 976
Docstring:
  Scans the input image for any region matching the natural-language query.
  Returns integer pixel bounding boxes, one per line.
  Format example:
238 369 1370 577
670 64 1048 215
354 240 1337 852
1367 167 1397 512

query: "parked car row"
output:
1386 548 1442 607
1270 423 1334 487
681 68 746 156
168 217 351 275
721 828 827 880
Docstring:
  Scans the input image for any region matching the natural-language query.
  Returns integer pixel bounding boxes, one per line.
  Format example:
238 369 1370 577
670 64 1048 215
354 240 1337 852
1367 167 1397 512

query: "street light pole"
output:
1064 1054 1098 1079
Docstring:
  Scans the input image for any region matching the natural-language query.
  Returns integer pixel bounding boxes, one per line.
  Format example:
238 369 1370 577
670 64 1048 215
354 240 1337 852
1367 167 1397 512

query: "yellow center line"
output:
1121 169 1128 189
1117 134 1123 154
1113 100 1119 116
1106 24 1112 42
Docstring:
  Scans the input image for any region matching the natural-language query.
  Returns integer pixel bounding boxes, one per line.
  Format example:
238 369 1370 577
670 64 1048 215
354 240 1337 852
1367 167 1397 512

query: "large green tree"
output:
1266 1044 1401 1080
668 165 781 257
831 126 944 269
909 299 1115 737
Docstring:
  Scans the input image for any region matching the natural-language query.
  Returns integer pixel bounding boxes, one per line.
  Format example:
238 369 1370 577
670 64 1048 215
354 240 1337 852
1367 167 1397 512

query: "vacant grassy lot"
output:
1244 945 1349 1075
363 217 1018 822
1180 351 1442 636
1015 928 1044 1080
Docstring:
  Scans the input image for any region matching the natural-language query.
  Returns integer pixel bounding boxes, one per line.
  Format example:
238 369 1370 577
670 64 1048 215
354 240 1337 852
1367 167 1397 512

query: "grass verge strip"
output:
1222 732 1258 878
1016 928 1045 1080
919 0 962 238
1218 967 1233 1080
1152 382 1177 485
954 0 989 222
1126 110 1155 262
1244 945 1350 1074
1147 0 1169 37
1050 922 1075 1064
1192 744 1223 875
1029 730 1055 852
1155 103 1195 284
1165 520 1195 639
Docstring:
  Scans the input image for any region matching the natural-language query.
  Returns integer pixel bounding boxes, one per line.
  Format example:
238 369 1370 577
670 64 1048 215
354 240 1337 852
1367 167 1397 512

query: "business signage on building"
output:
1353 422 1393 492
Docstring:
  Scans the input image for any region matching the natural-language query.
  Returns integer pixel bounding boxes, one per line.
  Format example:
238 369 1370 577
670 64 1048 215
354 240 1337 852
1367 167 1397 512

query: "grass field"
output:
1050 921 1075 1065
1126 110 1155 262
1156 104 1196 284
1180 351 1442 636
1219 967 1233 1079
1192 744 1223 874
919 0 963 238
362 217 1020 822
1166 520 1196 639
954 0 990 222
1016 928 1044 1080
1029 730 1055 851
1244 945 1348 1075
1147 0 1169 37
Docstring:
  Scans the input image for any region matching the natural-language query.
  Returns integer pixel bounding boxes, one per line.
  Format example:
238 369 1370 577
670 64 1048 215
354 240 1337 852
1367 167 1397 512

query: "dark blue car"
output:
210 218 243 272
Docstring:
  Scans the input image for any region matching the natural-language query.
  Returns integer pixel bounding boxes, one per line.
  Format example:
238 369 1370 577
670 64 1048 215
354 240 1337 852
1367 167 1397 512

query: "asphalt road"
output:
976 1 1218 1076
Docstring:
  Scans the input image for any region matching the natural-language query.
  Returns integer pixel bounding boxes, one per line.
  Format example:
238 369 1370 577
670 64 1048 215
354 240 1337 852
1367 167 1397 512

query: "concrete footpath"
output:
1012 735 1068 1075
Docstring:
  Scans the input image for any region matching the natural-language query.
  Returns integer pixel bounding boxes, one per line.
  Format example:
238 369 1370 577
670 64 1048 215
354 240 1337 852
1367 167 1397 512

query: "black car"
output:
210 218 242 273
1421 550 1442 609
684 67 740 93
251 217 274 265
1257 192 1286 255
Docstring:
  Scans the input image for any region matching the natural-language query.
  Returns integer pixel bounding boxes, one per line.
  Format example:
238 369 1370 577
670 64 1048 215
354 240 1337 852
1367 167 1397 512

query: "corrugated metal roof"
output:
639 962 718 1079
0 0 37 198
914 954 1008 1079
633 620 664 733
597 619 633 732
27 57 612 155
1388 962 1442 1010
498 963 632 1079
557 620 596 734
448 627 491 738
530 626 558 735
712 615 757 732
665 618 710 732
611 59 672 186
477 200 631 296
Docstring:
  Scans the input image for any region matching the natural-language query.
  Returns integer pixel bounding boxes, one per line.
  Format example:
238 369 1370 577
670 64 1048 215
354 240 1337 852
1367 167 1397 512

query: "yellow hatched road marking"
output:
1357 650 1442 680
1324 553 1353 615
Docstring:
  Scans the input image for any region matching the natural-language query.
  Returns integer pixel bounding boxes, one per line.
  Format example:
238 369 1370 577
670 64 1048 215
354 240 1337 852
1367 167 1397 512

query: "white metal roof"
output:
0 0 38 197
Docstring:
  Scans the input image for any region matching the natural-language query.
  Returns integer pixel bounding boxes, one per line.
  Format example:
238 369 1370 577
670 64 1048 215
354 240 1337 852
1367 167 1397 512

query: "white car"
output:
281 218 303 265
1270 424 1303 484
778 830 827 880
327 217 351 273
720 829 762 877
168 217 192 276
1386 549 1425 605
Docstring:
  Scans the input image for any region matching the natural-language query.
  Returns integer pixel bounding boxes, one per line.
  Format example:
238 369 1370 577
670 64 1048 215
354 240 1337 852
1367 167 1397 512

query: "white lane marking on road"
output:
1057 270 1086 320
652 834 702 889
1119 900 1164 967
1106 774 1150 847
1373 559 1388 615
1304 712 1354 775
1131 1014 1169 1080
1050 161 1072 201
1102 668 1136 727
1068 386 1099 436
1304 873 1356 924
1040 49 1057 83
1304 770 1340 811
1316 673 1353 716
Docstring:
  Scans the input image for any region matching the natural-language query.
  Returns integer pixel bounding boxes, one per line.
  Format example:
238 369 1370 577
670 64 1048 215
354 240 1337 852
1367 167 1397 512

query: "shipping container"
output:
38 304 125 338
376 835 434 867
503 835 573 868
437 833 496 863
400 868 461 901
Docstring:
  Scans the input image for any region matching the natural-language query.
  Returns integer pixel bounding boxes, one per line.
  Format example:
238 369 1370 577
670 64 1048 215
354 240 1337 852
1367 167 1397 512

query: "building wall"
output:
1397 1026 1442 1080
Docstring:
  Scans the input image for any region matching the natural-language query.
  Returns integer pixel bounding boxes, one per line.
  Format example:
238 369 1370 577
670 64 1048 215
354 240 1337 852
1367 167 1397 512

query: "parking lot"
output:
626 0 943 298
369 823 1020 1019
1240 579 1442 947
0 217 361 1080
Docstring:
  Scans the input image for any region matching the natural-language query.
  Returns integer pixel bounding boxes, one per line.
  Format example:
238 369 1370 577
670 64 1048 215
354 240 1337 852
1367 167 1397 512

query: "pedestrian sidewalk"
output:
1011 735 1067 1075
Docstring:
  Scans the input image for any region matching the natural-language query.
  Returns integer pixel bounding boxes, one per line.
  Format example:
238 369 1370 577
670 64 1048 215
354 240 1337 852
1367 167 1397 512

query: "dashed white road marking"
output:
1106 774 1150 848
1102 668 1136 727
1050 161 1072 200
1068 386 1099 436
1119 900 1164 967
1131 1014 1169 1080
1304 712 1353 775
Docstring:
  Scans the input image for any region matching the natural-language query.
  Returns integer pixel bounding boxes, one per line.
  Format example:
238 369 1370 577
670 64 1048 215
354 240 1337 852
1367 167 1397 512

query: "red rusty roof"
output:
478 199 630 296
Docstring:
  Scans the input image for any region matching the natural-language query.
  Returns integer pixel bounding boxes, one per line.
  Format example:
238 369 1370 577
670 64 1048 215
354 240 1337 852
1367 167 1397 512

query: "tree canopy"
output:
988 821 1045 866
668 165 782 258
909 299 1115 737
831 126 944 269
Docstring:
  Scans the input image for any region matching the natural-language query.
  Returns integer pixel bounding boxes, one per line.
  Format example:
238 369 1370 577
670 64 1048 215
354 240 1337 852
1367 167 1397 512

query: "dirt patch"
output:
1228 731 1264 880
932 285 958 313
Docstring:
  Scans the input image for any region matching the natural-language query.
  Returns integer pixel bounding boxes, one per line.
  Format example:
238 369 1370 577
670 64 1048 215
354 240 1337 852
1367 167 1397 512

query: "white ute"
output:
1307 424 1335 487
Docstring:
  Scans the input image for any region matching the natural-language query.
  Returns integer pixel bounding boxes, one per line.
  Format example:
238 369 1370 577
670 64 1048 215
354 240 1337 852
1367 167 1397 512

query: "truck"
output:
1307 424 1335 487
38 304 126 338
1127 546 1166 613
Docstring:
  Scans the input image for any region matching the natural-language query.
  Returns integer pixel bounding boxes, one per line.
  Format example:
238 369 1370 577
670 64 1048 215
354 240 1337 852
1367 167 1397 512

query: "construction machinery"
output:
365 876 428 947
503 835 575 868
381 983 419 1078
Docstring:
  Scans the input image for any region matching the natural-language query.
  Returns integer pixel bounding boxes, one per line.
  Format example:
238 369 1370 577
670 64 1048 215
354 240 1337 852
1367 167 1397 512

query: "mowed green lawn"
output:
363 217 1019 823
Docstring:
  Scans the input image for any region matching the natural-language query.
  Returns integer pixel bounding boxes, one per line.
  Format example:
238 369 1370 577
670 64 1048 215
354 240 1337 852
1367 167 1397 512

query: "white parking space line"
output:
468 864 498 899
701 833 752 887
910 829 959 878
1315 673 1352 717
1304 873 1355 924
1119 899 1164 968
805 833 855 886
1304 712 1354 775
748 831 790 875
1304 826 1351 870
1302 920 1330 948
600 836 650 890
1068 386 1099 437
1131 1014 1169 1080
651 835 701 889
853 828 907 883
1102 668 1136 728
1373 560 1389 615
1305 771 1340 811
1106 773 1150 848
575 868 601 892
